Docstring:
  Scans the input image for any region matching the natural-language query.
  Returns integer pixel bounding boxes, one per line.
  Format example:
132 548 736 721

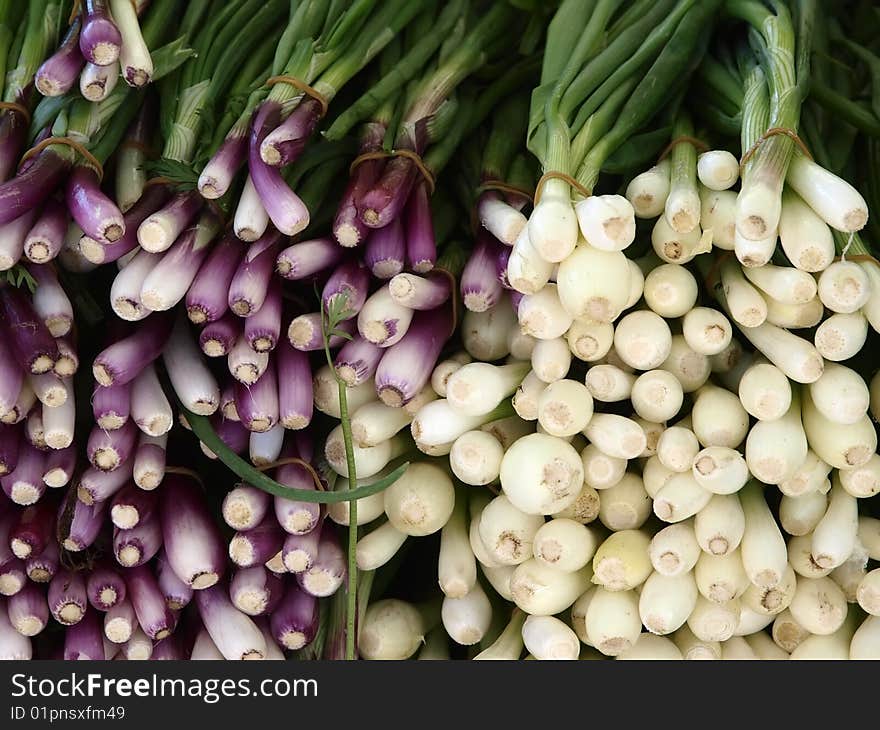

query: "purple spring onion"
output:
365 218 406 279
229 514 284 569
133 432 167 490
322 258 370 317
87 418 137 472
375 305 453 407
288 312 355 351
245 278 282 352
190 626 224 659
80 0 123 65
333 126 386 247
130 363 172 437
220 380 240 421
277 340 312 430
201 415 249 459
389 270 452 310
282 525 322 573
199 134 247 200
405 182 436 272
24 409 45 450
0 556 24 597
64 607 104 659
66 166 125 243
250 423 284 467
54 337 79 378
113 512 162 568
0 107 29 184
28 264 73 337
77 461 134 506
7 582 48 637
151 633 184 660
233 175 269 242
92 381 132 431
0 144 72 225
49 569 87 625
260 98 323 167
230 565 283 616
200 311 240 357
35 17 85 97
139 213 221 312
42 382 75 450
125 564 175 640
80 60 120 102
270 584 319 650
43 445 76 487
25 541 58 584
357 284 414 348
0 426 19 476
186 234 243 323
1 381 35 426
103 597 136 644
9 497 56 559
461 231 506 312
359 156 419 230
274 439 321 535
0 285 59 374
195 583 267 660
235 361 279 433
0 600 31 657
110 249 162 321
86 563 127 610
163 315 220 416
275 236 343 280
1 443 46 505
110 482 158 530
0 209 36 269
296 522 346 597
222 483 271 532
228 335 268 385
249 104 309 236
23 199 67 263
156 550 193 611
228 230 281 317
137 191 202 253
80 185 168 265
93 313 173 386
58 486 108 551
160 475 226 590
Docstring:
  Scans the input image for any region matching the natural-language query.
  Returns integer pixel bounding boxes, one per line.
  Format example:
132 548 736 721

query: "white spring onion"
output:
445 362 529 419
442 583 492 647
787 534 833 579
772 609 809 653
536 378 593 437
694 549 748 603
810 483 858 571
521 614 580 660
597 473 651 531
527 181 578 263
661 335 711 392
857 569 880 616
462 298 517 362
383 462 455 537
481 564 514 602
741 564 797 616
764 295 825 330
580 444 626 489
584 364 635 403
838 454 880 499
849 615 880 659
584 587 641 656
743 263 817 305
512 370 544 420
744 392 807 484
787 154 869 233
818 260 871 314
687 596 740 642
530 336 571 383
630 369 683 423
698 151 739 191
574 194 636 252
808 363 869 426
802 388 876 470
788 625 854 660
648 522 700 579
510 560 591 616
591 530 652 591
656 427 699 473
499 433 583 515
478 197 527 246
626 160 670 218
815 312 868 362
779 490 828 536
566 319 614 362
699 188 737 250
830 553 867 603
691 384 750 449
325 428 406 478
507 227 553 295
737 361 792 421
694 494 744 556
582 414 646 460
616 633 682 660
532 519 597 573
651 216 705 265
449 430 503 486
517 284 574 340
612 310 672 371
473 610 526 660
556 244 631 322
639 571 698 636
777 187 835 272
478 495 544 566
430 354 470 398
643 264 698 318
673 624 721 660
788 575 848 636
681 307 733 356
720 259 767 328
739 482 788 589
778 449 832 497
358 599 426 660
653 471 712 523
411 399 497 447
356 521 407 571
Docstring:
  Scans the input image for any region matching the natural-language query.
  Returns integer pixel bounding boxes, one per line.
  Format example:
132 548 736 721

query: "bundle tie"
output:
350 149 436 195
534 171 591 205
703 250 736 292
0 101 31 125
657 135 710 161
740 126 813 173
164 466 206 488
255 456 326 492
265 75 329 119
475 179 535 203
20 136 104 181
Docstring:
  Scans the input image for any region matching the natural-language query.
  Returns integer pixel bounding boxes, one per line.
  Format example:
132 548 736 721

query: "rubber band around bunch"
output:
534 170 591 205
657 135 710 161
475 179 535 203
350 149 436 195
0 101 31 125
20 136 104 181
265 75 330 119
740 126 813 173
255 456 326 492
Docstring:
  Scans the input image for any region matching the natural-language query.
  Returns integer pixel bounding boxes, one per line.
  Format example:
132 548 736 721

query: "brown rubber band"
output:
255 456 326 492
657 135 710 162
20 136 104 181
432 267 459 334
265 75 329 119
740 126 813 173
0 101 31 125
703 250 736 292
164 466 206 489
534 170 592 205
350 149 436 195
475 179 535 203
